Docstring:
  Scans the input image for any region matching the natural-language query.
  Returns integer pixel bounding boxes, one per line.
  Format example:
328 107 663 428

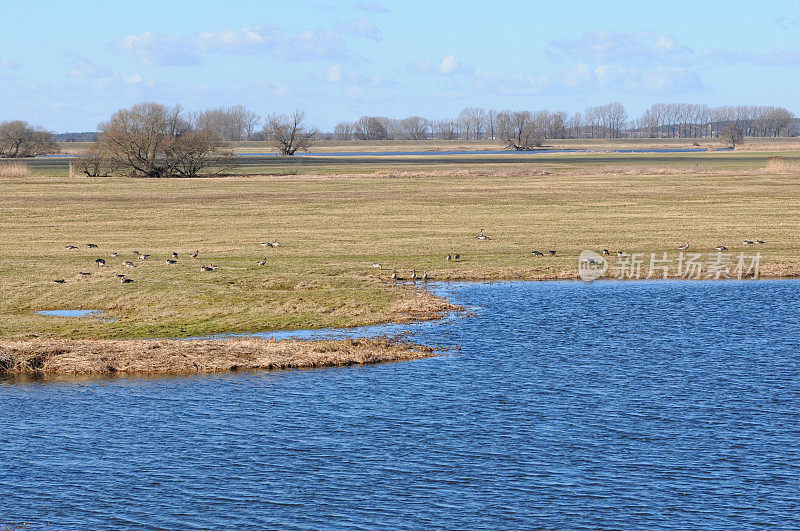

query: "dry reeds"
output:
0 161 33 178
0 337 435 375
765 156 800 174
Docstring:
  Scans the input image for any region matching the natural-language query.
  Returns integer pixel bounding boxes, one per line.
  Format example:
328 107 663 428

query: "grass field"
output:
2 147 799 340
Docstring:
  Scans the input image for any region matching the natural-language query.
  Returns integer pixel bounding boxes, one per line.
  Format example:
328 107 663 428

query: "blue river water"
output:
2 279 799 529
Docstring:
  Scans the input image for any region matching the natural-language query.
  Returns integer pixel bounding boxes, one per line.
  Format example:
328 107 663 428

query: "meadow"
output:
2 143 799 341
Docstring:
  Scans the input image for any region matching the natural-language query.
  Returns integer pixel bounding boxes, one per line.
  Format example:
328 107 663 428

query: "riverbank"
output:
0 337 435 376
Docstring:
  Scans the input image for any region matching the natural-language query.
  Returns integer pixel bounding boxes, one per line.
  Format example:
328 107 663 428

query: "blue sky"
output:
1 0 799 131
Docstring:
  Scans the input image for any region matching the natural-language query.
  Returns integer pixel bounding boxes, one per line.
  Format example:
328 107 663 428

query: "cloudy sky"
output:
2 0 799 131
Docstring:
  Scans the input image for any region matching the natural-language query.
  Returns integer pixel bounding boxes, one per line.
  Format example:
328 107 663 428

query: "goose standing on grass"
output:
138 254 150 260
422 272 429 282
756 240 766 244
95 258 106 266
261 242 273 248
678 242 690 251
475 229 489 240
743 240 755 245
86 243 98 248
372 262 382 269
411 270 419 281
201 265 214 271
532 250 544 256
602 249 610 255
171 252 178 259
65 245 78 250
166 259 177 265
123 261 135 268
258 258 267 266
715 245 728 251
191 251 199 259
111 252 118 258
391 270 405 282
454 253 460 261
121 278 135 284
54 279 66 284
447 254 452 261
548 250 557 256
617 250 624 256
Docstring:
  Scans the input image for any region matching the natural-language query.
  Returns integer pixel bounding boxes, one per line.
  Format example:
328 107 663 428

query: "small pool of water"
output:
36 309 102 318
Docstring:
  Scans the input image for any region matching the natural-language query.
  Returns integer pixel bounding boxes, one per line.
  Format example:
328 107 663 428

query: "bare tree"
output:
96 102 221 177
334 121 355 140
0 120 58 158
497 111 541 150
721 124 744 149
265 109 317 155
397 116 429 140
354 116 388 140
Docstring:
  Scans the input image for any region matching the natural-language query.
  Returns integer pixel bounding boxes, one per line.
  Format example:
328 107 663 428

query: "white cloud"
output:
326 64 343 82
1 58 21 69
437 55 459 75
112 25 349 66
353 1 388 13
337 19 382 41
113 32 200 66
69 59 112 79
549 30 694 66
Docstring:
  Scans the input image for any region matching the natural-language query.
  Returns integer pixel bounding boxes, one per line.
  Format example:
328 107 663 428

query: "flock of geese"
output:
55 244 213 284
53 230 767 286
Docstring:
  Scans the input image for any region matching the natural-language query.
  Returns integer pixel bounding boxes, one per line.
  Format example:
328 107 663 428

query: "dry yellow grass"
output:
0 337 434 375
1 150 799 341
0 161 33 178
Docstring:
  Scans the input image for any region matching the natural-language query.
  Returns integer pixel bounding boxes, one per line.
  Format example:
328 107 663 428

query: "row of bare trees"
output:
334 102 796 144
0 121 58 158
633 104 795 138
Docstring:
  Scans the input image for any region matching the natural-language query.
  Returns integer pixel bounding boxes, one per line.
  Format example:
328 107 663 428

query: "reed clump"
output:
0 337 435 375
765 156 800 174
0 161 33 178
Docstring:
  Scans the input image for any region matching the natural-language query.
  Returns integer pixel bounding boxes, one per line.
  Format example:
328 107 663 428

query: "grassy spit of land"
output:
1 143 799 374
0 337 434 376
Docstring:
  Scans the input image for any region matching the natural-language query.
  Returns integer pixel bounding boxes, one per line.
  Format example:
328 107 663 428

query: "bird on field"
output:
454 253 460 261
191 251 199 259
166 259 177 265
110 252 118 258
372 263 382 269
532 251 544 256
743 240 755 245
171 252 178 259
678 242 690 251
411 270 419 281
715 245 728 251
602 249 610 255
422 272 429 282
78 272 91 276
617 250 625 256
53 279 66 284
258 258 267 266
115 274 126 278
201 265 218 271
475 229 489 240
121 278 135 284
756 240 766 244
548 250 557 256
95 258 106 266
447 254 452 261
65 245 78 250
391 270 405 281
85 243 98 248
123 261 135 268
138 254 150 260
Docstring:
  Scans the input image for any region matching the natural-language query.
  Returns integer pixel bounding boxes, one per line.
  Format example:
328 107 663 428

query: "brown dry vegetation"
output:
1 147 799 344
0 337 434 376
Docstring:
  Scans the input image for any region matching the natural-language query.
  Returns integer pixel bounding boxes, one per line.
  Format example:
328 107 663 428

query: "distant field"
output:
54 136 800 157
1 150 799 339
